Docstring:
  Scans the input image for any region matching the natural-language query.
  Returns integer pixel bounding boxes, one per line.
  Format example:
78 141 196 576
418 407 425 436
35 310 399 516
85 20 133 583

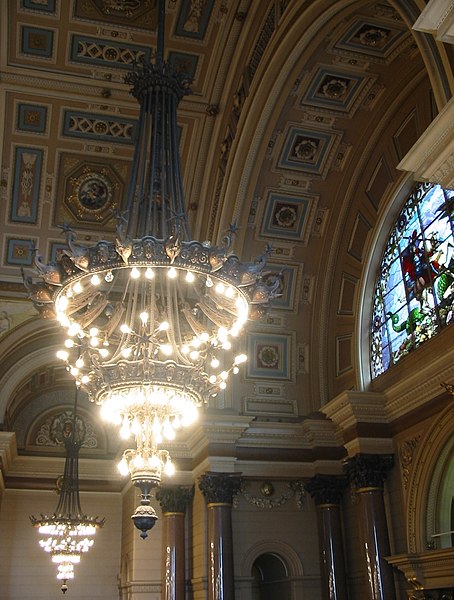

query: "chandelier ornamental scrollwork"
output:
23 0 278 529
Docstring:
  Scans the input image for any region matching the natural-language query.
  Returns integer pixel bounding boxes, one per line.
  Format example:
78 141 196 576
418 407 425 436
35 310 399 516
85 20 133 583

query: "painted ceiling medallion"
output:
63 163 122 227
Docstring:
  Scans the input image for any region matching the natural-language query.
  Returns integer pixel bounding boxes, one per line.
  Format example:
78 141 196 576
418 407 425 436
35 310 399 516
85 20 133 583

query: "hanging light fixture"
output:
30 385 104 593
23 0 278 512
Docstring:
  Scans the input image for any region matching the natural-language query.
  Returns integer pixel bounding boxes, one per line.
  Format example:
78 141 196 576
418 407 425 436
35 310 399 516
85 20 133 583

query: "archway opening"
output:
251 552 291 600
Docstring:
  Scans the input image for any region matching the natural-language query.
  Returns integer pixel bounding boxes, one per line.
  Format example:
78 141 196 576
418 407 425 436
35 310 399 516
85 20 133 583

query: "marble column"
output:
305 475 348 600
344 454 395 600
198 473 242 600
156 486 193 600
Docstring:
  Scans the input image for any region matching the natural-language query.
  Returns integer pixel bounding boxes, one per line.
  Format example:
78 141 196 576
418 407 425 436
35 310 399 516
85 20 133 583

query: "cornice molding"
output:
397 95 454 188
387 549 454 590
323 340 454 436
413 0 454 44
321 391 388 429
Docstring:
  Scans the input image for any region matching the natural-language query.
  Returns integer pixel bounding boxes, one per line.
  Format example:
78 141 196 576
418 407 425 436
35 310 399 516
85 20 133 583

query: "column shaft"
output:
162 512 185 600
156 486 193 600
198 472 242 600
357 488 395 600
344 454 396 600
317 504 348 600
207 503 234 600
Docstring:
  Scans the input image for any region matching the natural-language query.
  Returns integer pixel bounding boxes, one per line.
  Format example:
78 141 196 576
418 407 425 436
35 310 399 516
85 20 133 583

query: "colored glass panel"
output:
371 182 454 378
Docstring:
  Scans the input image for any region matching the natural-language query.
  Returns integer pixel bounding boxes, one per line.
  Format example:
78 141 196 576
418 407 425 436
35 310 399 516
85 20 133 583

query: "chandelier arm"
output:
125 98 147 239
170 93 189 239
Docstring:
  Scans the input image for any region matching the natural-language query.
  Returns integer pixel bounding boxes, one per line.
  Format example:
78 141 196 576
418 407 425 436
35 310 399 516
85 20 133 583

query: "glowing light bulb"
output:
215 282 225 294
131 267 140 279
145 268 154 279
121 347 132 358
118 459 129 476
99 348 109 358
211 357 220 368
56 296 69 311
209 375 217 384
120 424 130 439
89 327 99 337
234 353 247 364
218 326 228 339
159 321 169 331
160 344 172 356
219 381 227 390
163 421 175 440
90 337 99 347
133 454 144 468
222 340 232 350
64 339 74 348
220 371 228 380
91 274 101 286
225 286 234 298
120 323 131 334
233 366 239 375
73 282 83 294
189 350 199 360
81 375 90 384
140 311 149 324
75 357 84 368
168 267 177 279
164 460 175 477
185 271 195 282
56 350 69 361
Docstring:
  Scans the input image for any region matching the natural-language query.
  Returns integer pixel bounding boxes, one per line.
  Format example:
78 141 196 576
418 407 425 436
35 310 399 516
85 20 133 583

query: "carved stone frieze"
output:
198 472 242 504
156 485 193 514
236 480 305 509
407 590 454 600
304 475 347 505
400 435 421 489
344 453 394 489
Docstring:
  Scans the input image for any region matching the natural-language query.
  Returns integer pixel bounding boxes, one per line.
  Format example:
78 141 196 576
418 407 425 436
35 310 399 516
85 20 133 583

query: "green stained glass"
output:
371 182 454 378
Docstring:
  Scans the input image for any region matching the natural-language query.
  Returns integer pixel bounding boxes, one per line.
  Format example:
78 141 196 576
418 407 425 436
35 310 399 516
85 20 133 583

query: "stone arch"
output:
406 401 454 552
241 539 304 578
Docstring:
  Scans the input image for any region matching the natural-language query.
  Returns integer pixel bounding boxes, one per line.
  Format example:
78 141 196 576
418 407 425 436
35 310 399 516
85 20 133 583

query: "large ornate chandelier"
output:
23 0 277 515
30 386 104 593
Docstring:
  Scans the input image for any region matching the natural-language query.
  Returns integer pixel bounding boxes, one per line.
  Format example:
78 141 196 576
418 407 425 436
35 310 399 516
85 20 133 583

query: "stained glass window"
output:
371 182 454 378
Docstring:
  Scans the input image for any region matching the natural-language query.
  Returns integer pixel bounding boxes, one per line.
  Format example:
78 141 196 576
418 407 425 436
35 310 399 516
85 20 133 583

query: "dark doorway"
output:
251 552 291 600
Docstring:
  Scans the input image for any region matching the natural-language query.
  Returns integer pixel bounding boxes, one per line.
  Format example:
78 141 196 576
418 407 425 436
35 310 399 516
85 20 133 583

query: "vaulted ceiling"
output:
0 0 452 482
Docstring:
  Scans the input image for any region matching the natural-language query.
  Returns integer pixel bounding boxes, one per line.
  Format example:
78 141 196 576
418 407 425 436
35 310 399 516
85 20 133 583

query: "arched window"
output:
371 182 454 378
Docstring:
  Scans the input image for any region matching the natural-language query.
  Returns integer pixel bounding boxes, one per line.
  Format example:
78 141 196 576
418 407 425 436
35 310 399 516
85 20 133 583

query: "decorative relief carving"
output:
312 207 329 237
333 142 353 171
199 472 242 504
407 588 454 600
297 343 309 373
72 36 147 67
35 410 98 448
301 274 314 304
63 111 135 144
400 435 421 489
305 475 347 505
344 453 394 490
236 480 305 509
156 486 193 513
